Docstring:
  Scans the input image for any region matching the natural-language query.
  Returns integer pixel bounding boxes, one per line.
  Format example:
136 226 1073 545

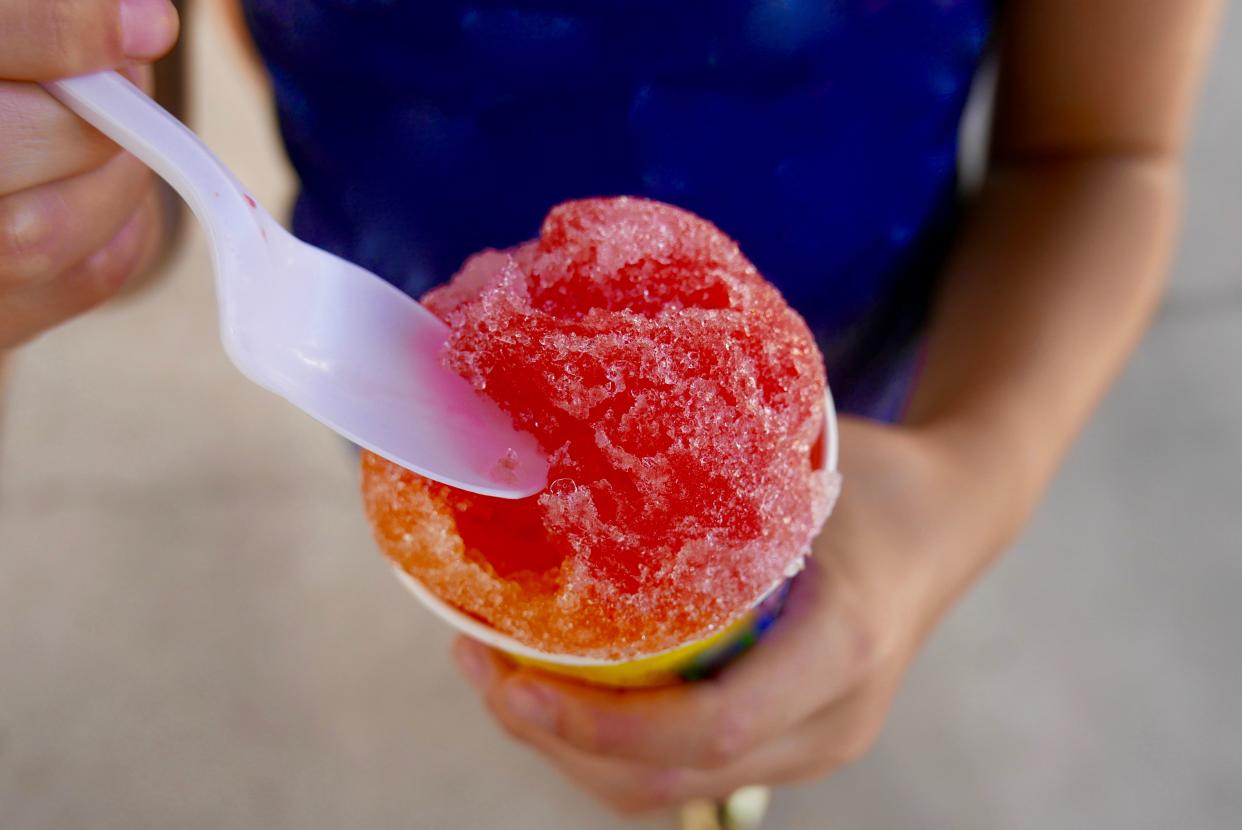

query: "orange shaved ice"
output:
362 198 839 660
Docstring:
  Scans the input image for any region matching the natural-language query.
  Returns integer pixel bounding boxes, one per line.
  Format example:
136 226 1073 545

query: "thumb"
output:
0 0 179 80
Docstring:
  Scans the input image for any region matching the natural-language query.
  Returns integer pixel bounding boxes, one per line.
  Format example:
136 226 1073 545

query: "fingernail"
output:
453 641 494 690
121 0 179 60
503 683 558 731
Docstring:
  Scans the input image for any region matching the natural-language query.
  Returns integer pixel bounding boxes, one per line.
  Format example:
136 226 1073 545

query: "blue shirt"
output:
242 0 992 420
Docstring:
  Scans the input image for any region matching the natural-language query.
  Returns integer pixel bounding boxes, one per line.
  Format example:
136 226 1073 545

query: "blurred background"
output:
2 4 1240 829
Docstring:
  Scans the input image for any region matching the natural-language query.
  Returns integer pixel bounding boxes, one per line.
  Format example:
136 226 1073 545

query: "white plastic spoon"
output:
44 71 547 499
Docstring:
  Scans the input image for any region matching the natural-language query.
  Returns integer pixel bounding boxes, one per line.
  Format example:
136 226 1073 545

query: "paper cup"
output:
395 387 840 687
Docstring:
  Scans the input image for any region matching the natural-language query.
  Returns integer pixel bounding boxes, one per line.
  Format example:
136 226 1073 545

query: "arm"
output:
906 0 1223 608
452 0 1223 815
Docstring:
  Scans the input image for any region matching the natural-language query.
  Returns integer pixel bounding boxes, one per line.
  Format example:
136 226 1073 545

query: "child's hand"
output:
0 0 178 349
453 417 989 814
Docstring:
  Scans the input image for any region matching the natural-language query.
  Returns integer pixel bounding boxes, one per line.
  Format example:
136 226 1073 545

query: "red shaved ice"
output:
362 198 839 660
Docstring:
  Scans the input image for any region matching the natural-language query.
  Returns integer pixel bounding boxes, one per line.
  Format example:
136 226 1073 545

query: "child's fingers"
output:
0 80 125 194
0 62 155 194
485 696 871 816
0 0 178 80
464 560 877 771
0 194 155 348
451 635 516 692
0 152 153 289
502 725 688 816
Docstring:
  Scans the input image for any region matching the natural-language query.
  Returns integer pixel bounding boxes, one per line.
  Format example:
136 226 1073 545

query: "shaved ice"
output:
362 198 839 660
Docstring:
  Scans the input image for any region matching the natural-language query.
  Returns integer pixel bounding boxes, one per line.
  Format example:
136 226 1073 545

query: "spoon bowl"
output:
45 71 547 499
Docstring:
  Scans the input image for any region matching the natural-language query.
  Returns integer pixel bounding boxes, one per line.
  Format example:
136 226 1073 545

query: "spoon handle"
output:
43 71 266 266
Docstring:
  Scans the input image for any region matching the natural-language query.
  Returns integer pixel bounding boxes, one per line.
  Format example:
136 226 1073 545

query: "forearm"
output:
905 154 1180 588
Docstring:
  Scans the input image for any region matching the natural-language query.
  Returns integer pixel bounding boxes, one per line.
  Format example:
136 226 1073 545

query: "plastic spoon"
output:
44 71 547 499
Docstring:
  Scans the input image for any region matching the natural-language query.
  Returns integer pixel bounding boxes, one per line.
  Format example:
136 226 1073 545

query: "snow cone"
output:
362 198 841 686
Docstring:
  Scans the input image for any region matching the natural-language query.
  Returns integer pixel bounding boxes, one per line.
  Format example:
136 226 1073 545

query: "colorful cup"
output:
394 388 839 687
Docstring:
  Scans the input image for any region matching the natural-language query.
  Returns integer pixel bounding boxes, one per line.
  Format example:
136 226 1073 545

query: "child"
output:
0 0 1222 817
